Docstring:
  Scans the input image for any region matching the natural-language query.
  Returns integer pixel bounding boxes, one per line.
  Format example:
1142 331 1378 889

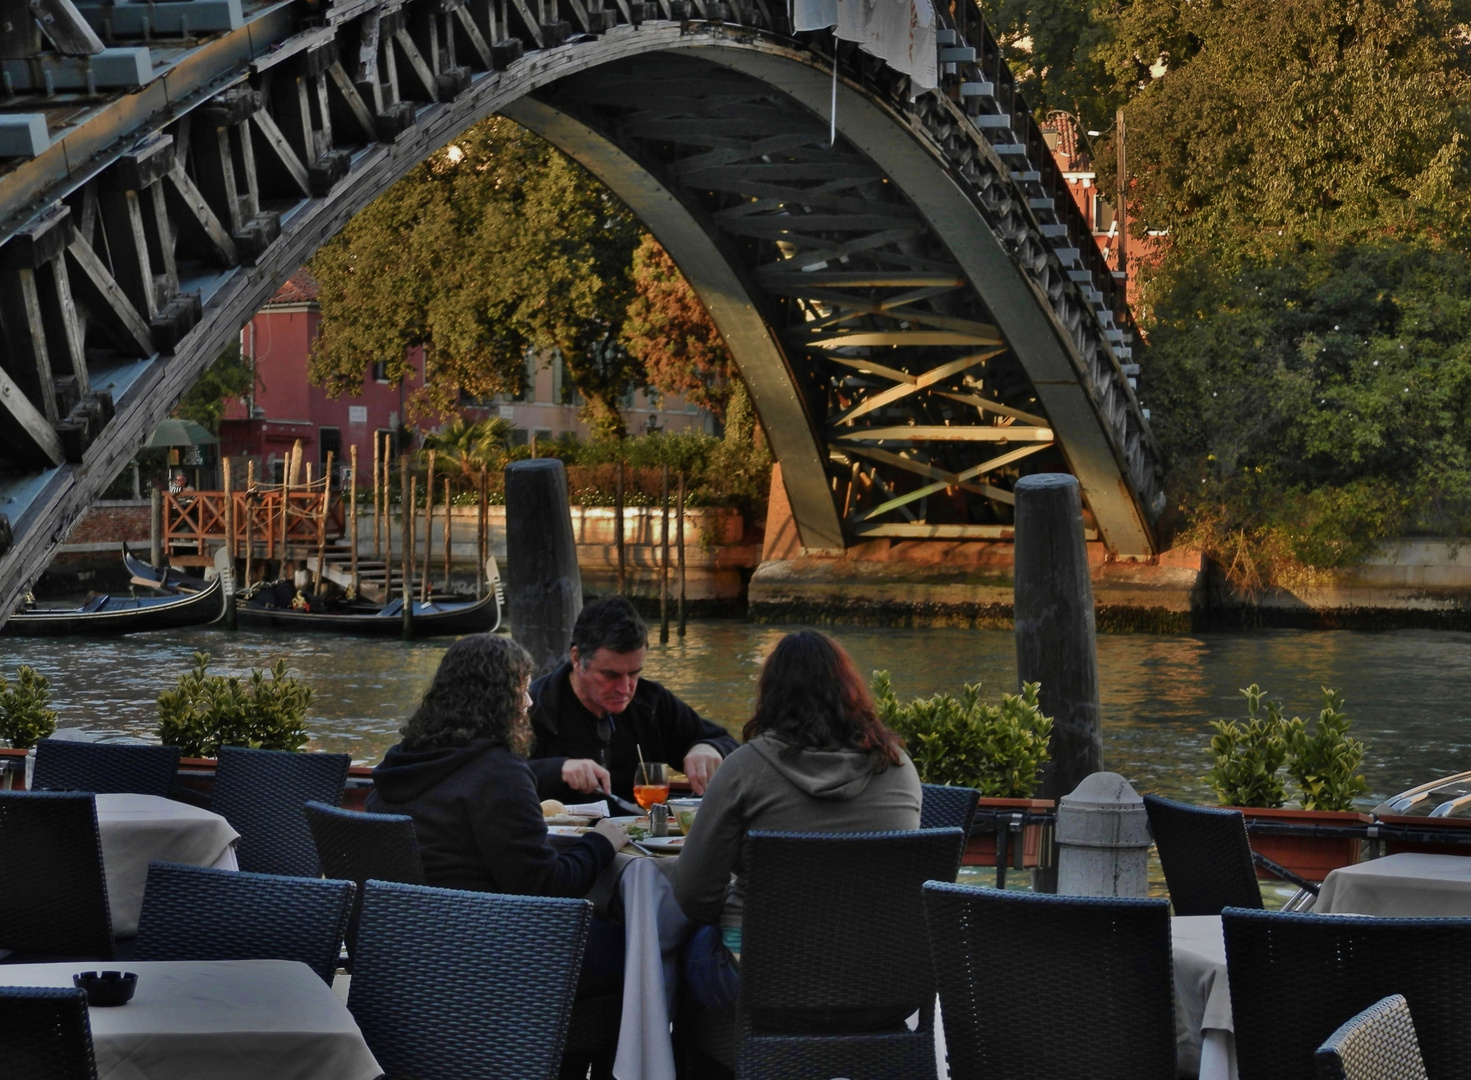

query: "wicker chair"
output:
0 791 114 962
1223 908 1471 1080
923 883 1176 1080
920 784 980 838
304 800 424 960
1316 995 1428 1080
348 880 592 1080
1143 794 1267 915
0 986 99 1080
31 739 181 798
133 861 354 983
210 746 350 876
706 828 967 1080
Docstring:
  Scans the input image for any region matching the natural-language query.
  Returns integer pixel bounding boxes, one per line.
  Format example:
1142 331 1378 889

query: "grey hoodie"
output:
671 732 922 928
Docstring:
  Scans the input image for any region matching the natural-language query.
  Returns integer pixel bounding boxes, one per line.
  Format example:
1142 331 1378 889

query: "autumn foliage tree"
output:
308 117 644 436
620 235 738 422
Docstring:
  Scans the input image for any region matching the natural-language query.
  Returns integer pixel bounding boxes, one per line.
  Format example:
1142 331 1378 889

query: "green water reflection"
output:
4 622 1470 806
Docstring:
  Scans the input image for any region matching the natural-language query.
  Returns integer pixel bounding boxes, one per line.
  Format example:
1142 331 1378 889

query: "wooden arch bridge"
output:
0 0 1164 623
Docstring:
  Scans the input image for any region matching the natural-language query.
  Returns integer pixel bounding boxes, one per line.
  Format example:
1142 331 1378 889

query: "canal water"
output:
4 621 1471 807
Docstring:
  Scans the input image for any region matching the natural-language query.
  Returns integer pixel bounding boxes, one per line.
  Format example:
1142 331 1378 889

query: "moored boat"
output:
2 576 226 636
234 588 501 636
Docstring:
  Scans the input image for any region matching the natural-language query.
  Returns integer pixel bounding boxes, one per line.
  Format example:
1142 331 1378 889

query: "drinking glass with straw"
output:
633 745 670 811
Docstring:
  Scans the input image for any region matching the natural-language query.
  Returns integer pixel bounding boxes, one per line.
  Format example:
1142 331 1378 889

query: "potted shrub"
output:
0 665 59 788
1206 684 1369 882
873 672 1054 868
157 652 320 803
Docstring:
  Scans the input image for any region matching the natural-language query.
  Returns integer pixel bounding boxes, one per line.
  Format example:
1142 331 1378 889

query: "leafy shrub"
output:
156 652 313 757
0 666 58 749
872 671 1052 798
1285 688 1368 812
1205 684 1290 808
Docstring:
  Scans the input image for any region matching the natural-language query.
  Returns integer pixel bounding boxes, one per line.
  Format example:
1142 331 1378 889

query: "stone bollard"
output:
504 458 582 674
1056 771 1151 898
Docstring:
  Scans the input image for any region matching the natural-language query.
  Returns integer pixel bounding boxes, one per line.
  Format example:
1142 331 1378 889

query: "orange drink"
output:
634 762 670 810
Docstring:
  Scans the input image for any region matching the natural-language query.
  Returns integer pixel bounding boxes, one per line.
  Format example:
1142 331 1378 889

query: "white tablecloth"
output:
1172 915 1239 1080
0 959 382 1080
614 856 690 1080
1316 853 1471 916
96 793 240 937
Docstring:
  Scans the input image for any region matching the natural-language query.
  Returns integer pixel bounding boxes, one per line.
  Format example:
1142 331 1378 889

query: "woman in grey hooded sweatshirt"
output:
672 630 922 1009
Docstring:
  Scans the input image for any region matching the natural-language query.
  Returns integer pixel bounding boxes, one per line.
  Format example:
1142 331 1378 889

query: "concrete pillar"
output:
505 458 582 674
1056 771 1150 898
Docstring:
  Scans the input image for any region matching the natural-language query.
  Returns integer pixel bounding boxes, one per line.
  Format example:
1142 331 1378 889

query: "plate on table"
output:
635 836 685 853
547 825 590 837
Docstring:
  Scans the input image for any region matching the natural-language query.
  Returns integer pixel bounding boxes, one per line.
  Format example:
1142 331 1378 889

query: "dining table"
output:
95 792 240 937
1313 852 1471 916
2 959 383 1080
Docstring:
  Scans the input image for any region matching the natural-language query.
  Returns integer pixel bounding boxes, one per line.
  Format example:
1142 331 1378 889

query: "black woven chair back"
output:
304 800 424 957
0 986 99 1080
133 861 354 983
1223 908 1471 1080
348 880 591 1080
1143 794 1263 916
210 746 350 876
923 883 1176 1080
734 828 966 1079
0 791 114 961
1316 994 1428 1080
32 739 182 797
920 784 980 837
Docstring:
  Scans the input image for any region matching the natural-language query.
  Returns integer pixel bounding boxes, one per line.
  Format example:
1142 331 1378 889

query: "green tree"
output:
621 235 739 423
176 344 254 433
1102 0 1471 259
308 117 645 435
419 417 511 475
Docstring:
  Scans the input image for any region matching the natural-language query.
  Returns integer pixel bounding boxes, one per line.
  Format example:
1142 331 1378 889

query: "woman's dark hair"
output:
571 595 648 663
742 631 904 771
400 634 534 753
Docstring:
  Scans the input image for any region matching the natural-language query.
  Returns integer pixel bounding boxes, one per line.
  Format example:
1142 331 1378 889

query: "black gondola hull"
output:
3 577 226 636
234 592 500 637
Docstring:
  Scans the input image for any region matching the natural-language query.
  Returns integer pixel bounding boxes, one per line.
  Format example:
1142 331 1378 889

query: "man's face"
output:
570 645 646 716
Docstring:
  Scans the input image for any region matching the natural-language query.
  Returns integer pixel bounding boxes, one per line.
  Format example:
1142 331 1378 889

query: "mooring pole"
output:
244 460 256 591
383 457 392 604
222 458 237 631
313 451 332 593
442 476 452 593
677 469 686 637
401 460 415 641
349 445 360 598
615 459 626 596
421 449 436 602
1014 472 1102 893
372 435 382 560
659 464 670 644
150 486 163 568
504 458 582 674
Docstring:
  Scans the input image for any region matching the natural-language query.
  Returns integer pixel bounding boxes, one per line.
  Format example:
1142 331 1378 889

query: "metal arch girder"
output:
0 18 1159 620
499 94 846 552
690 47 1159 557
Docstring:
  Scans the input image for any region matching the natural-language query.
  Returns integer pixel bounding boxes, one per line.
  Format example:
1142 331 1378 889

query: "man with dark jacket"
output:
529 596 738 804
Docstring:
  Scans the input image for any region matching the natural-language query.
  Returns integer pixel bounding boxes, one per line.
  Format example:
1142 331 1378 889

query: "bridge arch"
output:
0 3 1161 620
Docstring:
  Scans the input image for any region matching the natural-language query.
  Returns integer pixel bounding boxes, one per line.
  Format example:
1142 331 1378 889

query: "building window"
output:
319 427 342 470
372 360 390 383
509 428 529 447
375 428 397 460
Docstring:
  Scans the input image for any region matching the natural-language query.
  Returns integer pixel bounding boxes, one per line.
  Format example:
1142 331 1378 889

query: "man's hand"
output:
562 758 612 795
683 743 724 796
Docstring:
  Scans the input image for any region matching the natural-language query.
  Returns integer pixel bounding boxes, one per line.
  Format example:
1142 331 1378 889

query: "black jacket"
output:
528 661 739 803
366 737 613 897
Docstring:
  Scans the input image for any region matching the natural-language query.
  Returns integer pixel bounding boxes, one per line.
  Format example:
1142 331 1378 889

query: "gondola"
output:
233 588 501 637
122 542 208 594
125 545 503 637
3 575 225 636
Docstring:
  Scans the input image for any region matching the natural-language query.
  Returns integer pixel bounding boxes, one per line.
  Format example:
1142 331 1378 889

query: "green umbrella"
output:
145 419 218 447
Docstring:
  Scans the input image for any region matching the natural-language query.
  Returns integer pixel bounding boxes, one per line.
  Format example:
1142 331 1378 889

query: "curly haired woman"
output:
367 634 630 989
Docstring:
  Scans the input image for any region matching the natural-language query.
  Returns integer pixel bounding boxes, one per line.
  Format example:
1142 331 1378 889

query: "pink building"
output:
220 269 713 481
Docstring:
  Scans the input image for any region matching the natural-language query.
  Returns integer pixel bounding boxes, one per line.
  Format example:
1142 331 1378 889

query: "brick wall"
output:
61 500 152 551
